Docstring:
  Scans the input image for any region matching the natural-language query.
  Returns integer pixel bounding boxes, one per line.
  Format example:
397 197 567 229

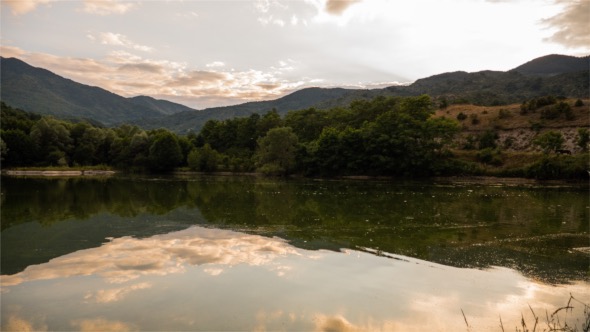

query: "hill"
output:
133 87 352 133
511 54 589 77
0 57 193 125
2 54 588 133
138 54 589 133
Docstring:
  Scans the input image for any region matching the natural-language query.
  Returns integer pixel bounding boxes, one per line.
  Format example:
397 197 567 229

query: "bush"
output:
456 112 467 121
526 154 589 179
574 99 584 107
478 130 498 149
477 148 503 166
534 131 564 154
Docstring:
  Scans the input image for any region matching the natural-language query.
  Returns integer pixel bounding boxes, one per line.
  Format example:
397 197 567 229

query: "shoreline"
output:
2 169 587 187
2 170 117 176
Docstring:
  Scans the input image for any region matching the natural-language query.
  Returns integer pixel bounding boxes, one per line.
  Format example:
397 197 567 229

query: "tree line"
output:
1 96 460 176
1 95 588 179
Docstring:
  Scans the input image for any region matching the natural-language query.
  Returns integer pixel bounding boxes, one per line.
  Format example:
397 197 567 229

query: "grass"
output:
462 294 590 332
436 98 589 132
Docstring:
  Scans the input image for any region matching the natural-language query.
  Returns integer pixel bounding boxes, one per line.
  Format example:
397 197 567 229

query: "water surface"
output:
1 175 588 331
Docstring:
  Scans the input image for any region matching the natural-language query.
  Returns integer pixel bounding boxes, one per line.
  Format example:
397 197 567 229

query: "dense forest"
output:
1 95 588 179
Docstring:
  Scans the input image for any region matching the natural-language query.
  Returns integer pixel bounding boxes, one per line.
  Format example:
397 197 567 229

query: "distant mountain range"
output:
1 54 588 132
0 57 194 125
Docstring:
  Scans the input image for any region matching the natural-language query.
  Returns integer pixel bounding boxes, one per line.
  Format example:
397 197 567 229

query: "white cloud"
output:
82 0 138 15
206 61 226 68
85 282 152 303
91 32 153 52
1 226 300 286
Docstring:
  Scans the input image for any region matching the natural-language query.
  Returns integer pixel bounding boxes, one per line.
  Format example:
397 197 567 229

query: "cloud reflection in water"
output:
1 226 589 331
2 226 299 286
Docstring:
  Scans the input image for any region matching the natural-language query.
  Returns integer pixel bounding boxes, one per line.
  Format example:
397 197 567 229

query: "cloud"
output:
118 63 164 74
2 0 54 15
2 0 137 15
82 0 138 15
542 0 590 49
1 226 299 286
92 32 153 52
71 318 136 332
1 315 48 332
206 61 225 68
85 282 152 303
324 0 361 15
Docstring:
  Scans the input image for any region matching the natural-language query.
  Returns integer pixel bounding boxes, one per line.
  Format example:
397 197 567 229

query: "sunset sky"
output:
1 0 588 109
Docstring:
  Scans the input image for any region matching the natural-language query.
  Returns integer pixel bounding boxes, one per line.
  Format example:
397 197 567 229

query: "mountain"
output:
0 57 193 125
2 54 588 133
511 54 589 77
133 87 352 133
140 54 588 134
127 96 196 115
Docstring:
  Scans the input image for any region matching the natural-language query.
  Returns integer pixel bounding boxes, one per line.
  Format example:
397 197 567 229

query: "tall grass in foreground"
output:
462 294 590 332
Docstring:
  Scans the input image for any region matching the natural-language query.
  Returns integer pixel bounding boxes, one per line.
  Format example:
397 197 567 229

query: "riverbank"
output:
2 169 116 176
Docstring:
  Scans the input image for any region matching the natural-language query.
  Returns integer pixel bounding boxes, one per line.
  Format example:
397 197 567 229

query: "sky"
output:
1 0 589 110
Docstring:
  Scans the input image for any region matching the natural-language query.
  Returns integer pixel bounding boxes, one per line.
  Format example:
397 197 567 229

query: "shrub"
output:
478 129 498 149
456 112 467 121
477 148 503 166
533 131 564 154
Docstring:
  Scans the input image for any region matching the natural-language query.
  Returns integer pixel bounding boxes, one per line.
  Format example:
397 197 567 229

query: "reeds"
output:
462 294 590 332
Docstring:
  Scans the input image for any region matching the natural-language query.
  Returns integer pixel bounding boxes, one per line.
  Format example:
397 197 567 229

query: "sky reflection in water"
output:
2 226 588 331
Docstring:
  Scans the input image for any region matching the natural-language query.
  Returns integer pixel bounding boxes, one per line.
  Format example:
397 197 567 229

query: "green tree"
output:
256 109 283 138
478 130 498 150
577 128 589 152
534 131 564 154
255 127 299 175
187 143 220 172
30 117 72 166
1 129 38 166
148 131 182 171
0 137 7 162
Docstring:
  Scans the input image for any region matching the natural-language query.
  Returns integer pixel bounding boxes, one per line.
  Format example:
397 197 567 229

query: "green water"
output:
1 175 588 331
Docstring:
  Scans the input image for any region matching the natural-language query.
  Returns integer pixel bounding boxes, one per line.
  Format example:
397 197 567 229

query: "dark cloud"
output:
256 83 281 90
543 0 590 49
118 63 163 73
325 0 360 15
166 71 227 87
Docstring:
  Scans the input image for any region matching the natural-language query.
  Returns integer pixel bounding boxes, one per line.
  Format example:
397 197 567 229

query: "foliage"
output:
477 148 503 166
577 128 589 152
148 131 183 171
187 144 220 172
540 101 574 120
255 127 299 175
534 131 564 154
526 154 589 179
478 130 498 150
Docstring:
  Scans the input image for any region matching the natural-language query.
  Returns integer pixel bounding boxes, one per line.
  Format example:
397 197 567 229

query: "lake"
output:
1 175 588 331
